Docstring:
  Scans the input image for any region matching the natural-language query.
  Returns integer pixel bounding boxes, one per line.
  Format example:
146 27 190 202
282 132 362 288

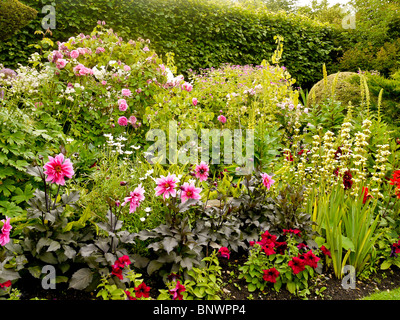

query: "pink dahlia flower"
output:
43 153 74 185
154 173 179 200
180 182 202 203
260 173 275 190
122 184 145 213
0 217 12 247
194 161 209 182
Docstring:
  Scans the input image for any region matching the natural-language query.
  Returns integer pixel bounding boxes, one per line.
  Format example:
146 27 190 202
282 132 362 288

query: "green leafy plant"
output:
157 250 223 300
238 230 322 297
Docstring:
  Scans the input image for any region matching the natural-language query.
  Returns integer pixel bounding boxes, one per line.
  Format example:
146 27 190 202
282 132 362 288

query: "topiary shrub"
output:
306 72 361 108
0 0 37 41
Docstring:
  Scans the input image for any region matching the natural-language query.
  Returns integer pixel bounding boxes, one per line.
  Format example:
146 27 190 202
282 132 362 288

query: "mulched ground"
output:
16 253 400 301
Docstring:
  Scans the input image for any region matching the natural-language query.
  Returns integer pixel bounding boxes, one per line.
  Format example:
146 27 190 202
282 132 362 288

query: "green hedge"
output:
0 0 37 41
0 0 346 87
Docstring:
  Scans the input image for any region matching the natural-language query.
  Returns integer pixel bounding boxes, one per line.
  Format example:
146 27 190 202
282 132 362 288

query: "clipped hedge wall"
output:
0 0 37 41
0 0 346 87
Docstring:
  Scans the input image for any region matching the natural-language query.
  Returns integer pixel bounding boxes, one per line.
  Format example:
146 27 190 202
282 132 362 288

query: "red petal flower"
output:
263 268 280 283
134 282 151 299
288 257 306 274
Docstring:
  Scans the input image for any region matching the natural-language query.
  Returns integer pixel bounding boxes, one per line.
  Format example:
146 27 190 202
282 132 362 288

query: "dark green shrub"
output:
1 0 345 88
0 0 37 41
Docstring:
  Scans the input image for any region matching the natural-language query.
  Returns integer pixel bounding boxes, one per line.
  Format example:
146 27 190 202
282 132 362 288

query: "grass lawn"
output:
362 287 400 300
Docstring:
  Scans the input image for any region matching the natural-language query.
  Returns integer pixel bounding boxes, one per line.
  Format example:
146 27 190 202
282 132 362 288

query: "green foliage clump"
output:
0 108 64 217
0 0 37 41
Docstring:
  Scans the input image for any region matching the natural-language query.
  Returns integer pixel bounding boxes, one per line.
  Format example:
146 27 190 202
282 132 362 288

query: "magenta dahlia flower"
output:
261 172 275 190
180 182 202 203
122 184 145 213
43 153 74 185
154 173 179 200
0 217 12 247
194 161 209 182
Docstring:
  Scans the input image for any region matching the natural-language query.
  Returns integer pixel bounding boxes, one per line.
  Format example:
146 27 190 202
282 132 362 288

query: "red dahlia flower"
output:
263 268 280 283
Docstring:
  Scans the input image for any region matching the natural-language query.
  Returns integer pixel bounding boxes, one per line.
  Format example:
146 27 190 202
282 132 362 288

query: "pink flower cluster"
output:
0 217 12 246
154 165 208 203
73 64 94 76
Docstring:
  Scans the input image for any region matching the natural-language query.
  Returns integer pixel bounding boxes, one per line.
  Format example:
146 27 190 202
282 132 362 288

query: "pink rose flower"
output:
118 116 128 126
217 115 227 124
143 46 149 52
192 98 198 106
123 65 131 72
56 59 67 69
95 47 105 54
128 115 137 125
181 82 193 92
70 50 79 59
118 99 128 111
43 153 74 186
121 88 132 97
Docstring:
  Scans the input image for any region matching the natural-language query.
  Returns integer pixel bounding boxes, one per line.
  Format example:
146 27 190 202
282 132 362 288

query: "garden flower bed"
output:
1 23 400 303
